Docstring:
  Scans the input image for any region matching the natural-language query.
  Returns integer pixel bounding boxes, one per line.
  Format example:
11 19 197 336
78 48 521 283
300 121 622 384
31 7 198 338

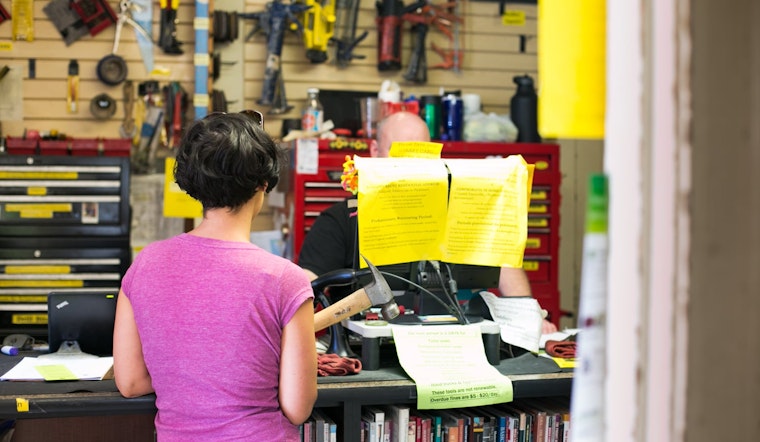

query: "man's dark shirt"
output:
297 197 359 299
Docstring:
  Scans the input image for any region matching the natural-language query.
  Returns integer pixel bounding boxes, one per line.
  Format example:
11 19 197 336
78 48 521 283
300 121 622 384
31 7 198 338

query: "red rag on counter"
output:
317 353 362 376
545 340 577 359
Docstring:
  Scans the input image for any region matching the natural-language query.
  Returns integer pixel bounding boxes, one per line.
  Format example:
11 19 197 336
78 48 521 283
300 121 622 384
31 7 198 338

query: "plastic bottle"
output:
510 75 542 142
302 88 324 133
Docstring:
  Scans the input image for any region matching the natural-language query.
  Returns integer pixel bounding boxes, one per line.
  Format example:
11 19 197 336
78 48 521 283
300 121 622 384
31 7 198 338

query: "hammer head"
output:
361 255 400 321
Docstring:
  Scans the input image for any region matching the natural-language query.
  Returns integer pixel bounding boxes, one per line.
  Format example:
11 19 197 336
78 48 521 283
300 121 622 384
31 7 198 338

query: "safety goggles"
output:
206 109 264 128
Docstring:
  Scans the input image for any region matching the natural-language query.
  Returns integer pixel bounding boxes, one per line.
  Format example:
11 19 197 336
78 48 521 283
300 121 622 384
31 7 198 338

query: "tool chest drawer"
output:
0 238 131 294
0 155 130 237
0 236 129 338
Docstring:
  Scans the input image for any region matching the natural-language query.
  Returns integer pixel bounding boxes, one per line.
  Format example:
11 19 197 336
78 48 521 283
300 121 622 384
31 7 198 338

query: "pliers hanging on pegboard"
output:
430 40 461 71
401 1 462 82
96 0 153 85
113 0 153 53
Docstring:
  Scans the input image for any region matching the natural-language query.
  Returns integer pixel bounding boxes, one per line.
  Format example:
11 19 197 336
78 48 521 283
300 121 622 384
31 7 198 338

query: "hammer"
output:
314 257 400 331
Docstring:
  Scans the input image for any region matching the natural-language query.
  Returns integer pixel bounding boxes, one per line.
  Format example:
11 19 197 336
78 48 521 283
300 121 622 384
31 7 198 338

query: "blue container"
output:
441 94 464 141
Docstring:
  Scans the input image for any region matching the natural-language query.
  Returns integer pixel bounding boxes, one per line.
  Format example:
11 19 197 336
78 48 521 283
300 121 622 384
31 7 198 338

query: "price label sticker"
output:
16 398 29 412
502 10 526 26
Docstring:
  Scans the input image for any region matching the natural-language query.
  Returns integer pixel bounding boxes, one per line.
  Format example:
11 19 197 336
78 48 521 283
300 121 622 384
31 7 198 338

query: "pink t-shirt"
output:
121 233 313 441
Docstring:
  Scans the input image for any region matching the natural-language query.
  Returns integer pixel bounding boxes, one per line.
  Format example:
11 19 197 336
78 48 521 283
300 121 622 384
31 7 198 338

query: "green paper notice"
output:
391 324 513 409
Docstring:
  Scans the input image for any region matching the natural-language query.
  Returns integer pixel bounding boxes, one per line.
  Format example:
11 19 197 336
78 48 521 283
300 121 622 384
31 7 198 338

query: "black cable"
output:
379 271 463 320
311 263 469 323
429 261 468 325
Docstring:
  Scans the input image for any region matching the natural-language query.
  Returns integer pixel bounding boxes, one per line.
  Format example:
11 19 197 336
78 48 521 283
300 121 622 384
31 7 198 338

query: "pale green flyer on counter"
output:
391 324 513 409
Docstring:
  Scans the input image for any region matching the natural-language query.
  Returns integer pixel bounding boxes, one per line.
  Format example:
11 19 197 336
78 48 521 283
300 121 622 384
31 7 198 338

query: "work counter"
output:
0 352 572 442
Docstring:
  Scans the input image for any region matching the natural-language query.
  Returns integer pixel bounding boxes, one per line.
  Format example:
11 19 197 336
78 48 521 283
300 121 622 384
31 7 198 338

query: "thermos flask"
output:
510 75 542 143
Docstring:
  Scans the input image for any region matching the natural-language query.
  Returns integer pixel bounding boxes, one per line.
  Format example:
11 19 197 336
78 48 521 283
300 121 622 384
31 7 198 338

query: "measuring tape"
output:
11 0 34 41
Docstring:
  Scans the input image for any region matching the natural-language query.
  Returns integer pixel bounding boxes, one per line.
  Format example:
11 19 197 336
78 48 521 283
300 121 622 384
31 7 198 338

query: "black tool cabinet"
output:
0 155 131 338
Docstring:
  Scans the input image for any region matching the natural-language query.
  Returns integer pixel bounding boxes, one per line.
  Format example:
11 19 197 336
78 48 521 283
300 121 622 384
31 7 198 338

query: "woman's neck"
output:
188 202 255 243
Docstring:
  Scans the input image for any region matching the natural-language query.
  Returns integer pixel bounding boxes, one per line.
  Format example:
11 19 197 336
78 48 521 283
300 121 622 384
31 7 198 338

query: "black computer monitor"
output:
411 261 501 292
319 89 378 136
407 261 499 317
47 291 117 357
356 260 500 323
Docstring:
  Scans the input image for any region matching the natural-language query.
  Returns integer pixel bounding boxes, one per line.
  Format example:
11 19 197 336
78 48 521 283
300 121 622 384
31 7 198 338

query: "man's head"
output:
369 111 431 158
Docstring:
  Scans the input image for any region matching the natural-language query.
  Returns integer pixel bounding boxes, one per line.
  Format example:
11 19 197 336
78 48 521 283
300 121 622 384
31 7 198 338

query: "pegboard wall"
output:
0 0 537 139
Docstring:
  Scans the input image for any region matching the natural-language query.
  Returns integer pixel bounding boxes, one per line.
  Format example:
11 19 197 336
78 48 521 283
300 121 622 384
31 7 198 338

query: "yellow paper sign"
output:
443 157 530 268
355 156 532 268
356 156 449 266
163 157 203 218
389 141 444 159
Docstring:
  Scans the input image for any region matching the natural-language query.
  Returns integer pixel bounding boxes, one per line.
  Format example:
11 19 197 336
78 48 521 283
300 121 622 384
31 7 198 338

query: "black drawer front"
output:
0 156 130 236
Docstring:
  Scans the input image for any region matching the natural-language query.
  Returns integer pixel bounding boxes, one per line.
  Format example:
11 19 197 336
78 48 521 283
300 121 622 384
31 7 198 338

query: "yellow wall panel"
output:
537 0 605 139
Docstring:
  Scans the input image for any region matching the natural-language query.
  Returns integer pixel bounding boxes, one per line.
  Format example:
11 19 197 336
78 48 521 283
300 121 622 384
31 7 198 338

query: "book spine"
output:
422 415 432 442
408 418 417 442
415 415 422 442
497 416 507 442
399 408 410 442
433 415 443 442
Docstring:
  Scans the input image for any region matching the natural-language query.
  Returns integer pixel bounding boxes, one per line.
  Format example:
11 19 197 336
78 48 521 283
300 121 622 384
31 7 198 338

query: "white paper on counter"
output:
478 291 542 353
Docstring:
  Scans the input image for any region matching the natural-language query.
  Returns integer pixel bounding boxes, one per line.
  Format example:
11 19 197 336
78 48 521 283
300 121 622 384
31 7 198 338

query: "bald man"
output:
298 112 429 283
369 110 431 158
298 111 557 332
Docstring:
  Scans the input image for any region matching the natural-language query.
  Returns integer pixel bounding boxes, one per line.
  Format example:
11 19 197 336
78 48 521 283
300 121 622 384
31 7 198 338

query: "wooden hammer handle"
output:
314 288 371 331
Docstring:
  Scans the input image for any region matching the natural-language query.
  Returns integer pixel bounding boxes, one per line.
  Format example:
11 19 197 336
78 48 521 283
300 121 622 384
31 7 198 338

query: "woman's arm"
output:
112 290 154 398
279 299 318 425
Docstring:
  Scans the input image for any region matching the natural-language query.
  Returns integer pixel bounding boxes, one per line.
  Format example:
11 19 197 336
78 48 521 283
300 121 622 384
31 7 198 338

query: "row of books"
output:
302 408 338 442
298 397 571 442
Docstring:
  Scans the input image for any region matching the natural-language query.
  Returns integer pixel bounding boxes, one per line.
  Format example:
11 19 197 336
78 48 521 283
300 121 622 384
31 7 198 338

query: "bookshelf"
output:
312 368 572 442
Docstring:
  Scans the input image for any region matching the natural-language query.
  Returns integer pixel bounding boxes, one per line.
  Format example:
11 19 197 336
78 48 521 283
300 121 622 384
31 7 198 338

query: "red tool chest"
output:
287 139 565 325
